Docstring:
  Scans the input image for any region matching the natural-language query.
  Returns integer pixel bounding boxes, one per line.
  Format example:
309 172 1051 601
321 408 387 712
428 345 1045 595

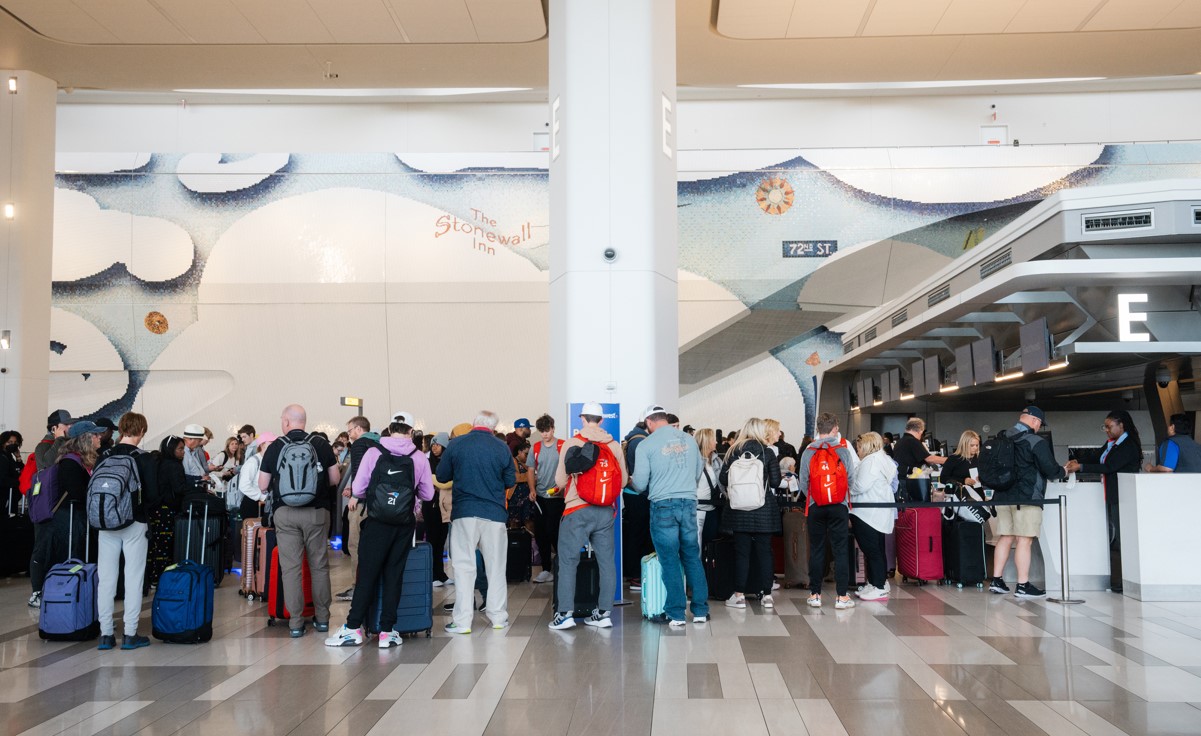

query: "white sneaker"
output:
806 594 822 608
692 615 709 624
835 596 856 610
584 611 612 628
27 591 41 608
725 593 746 609
324 625 364 647
443 623 471 635
669 619 687 628
432 580 444 588
761 595 775 609
858 585 888 602
771 580 781 591
378 631 402 649
533 570 554 584
882 581 892 595
444 578 455 586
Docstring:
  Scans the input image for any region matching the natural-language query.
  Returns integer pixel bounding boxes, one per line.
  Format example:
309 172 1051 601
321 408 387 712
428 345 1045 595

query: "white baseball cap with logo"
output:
580 401 605 418
391 410 415 426
643 404 667 421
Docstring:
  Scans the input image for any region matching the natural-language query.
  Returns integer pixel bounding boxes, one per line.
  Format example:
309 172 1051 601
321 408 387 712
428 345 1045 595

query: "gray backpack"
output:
87 452 142 530
276 434 321 507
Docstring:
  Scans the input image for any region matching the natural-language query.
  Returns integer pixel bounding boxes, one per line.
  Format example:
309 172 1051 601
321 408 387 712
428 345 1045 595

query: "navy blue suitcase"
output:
366 541 434 637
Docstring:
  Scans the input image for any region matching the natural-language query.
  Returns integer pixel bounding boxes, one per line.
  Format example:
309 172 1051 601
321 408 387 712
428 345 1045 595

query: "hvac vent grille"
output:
843 341 855 354
1082 210 1153 233
928 283 951 307
864 327 877 343
980 249 1012 279
1193 207 1201 226
891 310 907 328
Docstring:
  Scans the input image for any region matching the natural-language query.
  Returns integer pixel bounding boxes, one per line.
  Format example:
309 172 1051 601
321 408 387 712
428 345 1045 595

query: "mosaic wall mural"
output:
49 143 1201 438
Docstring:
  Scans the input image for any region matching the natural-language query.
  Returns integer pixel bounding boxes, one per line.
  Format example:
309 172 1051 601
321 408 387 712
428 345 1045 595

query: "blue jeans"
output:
650 498 709 620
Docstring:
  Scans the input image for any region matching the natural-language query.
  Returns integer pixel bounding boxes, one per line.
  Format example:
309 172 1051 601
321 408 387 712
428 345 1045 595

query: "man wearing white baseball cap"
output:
547 402 628 630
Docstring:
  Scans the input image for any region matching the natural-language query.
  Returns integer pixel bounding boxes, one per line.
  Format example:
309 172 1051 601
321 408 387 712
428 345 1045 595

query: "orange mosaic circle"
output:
755 177 795 215
144 311 169 335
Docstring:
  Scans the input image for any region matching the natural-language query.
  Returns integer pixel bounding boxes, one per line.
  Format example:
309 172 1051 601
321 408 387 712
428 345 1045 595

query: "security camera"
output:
1156 366 1172 388
603 248 617 263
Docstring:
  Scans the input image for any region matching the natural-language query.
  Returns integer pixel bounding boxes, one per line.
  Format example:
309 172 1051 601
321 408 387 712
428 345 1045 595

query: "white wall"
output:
56 87 1201 154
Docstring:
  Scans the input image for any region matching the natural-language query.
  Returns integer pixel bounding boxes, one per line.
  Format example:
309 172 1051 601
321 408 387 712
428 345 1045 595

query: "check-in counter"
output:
1037 481 1111 593
1120 473 1201 601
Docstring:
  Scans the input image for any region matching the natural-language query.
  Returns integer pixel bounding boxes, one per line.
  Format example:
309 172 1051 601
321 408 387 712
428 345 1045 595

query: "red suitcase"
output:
896 508 943 584
262 530 314 625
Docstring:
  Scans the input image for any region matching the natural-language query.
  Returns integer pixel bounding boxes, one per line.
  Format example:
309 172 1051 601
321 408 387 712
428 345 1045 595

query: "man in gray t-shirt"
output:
530 414 565 583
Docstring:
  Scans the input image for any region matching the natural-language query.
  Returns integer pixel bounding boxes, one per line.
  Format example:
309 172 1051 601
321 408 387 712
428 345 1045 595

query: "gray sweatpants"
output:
554 505 616 615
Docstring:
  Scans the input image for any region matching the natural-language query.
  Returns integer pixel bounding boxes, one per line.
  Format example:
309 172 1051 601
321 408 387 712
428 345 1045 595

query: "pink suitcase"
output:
896 508 943 584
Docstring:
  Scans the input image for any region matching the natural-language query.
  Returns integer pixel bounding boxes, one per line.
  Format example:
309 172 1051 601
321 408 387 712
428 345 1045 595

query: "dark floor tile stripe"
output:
432 663 490 699
686 663 723 699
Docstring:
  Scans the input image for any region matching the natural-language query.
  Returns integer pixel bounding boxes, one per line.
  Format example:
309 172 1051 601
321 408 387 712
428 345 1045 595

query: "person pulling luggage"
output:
326 415 434 648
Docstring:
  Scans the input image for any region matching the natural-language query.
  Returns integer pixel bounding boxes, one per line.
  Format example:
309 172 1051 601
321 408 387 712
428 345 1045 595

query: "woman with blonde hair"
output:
850 432 897 602
943 430 982 488
718 418 782 609
694 428 723 546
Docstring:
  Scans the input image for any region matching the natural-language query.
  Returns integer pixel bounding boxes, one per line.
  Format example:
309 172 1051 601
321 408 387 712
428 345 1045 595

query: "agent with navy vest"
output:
94 412 155 651
436 410 516 635
326 415 433 649
1066 409 1143 593
1146 413 1201 474
258 404 340 638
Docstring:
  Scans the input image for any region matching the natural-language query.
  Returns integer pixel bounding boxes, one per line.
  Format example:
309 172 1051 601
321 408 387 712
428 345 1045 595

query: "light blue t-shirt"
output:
630 426 704 502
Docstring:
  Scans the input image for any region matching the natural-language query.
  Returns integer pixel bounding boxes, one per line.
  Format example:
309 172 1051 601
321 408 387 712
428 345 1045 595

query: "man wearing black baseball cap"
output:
34 410 74 471
988 405 1066 599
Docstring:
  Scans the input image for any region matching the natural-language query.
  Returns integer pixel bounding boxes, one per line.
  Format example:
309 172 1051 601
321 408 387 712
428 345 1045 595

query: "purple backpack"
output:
29 453 82 524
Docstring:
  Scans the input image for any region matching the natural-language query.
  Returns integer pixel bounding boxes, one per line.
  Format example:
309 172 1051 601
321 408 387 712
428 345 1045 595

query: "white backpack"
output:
727 451 766 511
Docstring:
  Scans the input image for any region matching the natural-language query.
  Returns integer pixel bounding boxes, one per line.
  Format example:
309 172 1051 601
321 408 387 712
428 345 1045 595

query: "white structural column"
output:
547 0 679 429
0 71 57 441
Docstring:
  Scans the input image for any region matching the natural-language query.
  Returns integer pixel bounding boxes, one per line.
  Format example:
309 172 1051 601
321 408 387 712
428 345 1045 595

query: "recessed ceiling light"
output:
173 87 530 97
740 78 1104 91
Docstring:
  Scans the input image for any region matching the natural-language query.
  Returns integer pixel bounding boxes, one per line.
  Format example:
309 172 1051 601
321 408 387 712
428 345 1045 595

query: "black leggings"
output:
732 532 773 596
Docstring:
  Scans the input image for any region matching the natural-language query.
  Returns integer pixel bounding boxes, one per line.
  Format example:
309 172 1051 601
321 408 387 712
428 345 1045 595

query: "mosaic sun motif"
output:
144 311 169 335
755 177 795 215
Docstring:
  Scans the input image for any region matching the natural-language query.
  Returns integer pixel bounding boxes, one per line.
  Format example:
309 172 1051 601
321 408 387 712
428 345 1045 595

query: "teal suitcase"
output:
641 553 668 618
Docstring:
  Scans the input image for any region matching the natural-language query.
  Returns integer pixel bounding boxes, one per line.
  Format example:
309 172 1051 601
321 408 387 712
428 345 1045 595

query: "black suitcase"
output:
942 517 987 588
703 537 736 601
552 546 600 617
174 496 226 586
1 491 34 577
506 528 532 582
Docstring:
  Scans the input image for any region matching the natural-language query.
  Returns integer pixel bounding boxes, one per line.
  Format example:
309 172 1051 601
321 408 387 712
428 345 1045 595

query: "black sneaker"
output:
1014 582 1046 599
121 634 150 650
988 577 1010 594
97 635 116 651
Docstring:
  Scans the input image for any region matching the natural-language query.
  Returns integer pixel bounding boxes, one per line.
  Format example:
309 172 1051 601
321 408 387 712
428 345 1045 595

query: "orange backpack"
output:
575 442 620 506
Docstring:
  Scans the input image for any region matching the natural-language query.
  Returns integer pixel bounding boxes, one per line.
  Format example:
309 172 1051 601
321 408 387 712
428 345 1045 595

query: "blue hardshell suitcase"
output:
366 541 434 637
39 504 99 641
641 553 668 618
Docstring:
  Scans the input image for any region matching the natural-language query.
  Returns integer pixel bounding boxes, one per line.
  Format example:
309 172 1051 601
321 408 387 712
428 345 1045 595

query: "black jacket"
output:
1079 435 1142 505
719 440 782 534
156 455 189 511
942 453 977 488
1008 425 1066 501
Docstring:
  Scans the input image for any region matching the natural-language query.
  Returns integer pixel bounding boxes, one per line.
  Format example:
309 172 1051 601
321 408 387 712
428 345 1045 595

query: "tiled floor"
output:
4 558 1201 736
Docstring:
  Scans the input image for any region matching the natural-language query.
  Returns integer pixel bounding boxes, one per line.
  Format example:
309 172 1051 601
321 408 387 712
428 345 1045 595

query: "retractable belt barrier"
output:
778 495 1084 605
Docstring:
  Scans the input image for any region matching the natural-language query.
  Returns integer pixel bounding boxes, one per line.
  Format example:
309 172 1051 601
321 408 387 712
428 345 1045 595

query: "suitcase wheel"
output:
425 629 431 638
976 583 984 589
267 618 276 626
247 593 256 602
238 590 245 597
956 583 963 589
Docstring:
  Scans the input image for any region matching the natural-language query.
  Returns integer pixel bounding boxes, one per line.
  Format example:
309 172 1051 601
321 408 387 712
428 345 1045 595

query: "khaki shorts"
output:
994 503 1042 538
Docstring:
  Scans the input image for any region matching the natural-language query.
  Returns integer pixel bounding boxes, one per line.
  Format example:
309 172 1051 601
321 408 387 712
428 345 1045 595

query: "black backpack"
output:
977 430 1018 493
365 449 419 526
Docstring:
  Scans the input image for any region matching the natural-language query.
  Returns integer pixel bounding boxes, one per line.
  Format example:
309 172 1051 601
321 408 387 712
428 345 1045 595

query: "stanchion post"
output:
1048 494 1085 605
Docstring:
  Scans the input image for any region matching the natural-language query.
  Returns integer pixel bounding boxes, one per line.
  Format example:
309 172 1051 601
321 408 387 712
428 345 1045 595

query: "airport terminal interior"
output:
3 1 1201 734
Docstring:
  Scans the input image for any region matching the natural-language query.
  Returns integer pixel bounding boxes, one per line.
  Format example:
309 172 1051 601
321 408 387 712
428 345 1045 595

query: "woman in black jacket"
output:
147 435 189 586
719 418 782 609
0 430 23 514
1066 409 1143 593
942 430 982 489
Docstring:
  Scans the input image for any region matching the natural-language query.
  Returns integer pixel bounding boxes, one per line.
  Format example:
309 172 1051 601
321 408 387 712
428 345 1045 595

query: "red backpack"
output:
574 442 620 506
17 442 49 494
807 440 849 511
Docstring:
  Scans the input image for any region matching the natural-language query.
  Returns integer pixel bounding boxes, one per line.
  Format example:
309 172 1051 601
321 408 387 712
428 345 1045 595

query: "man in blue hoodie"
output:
630 405 709 626
436 410 516 634
326 414 433 649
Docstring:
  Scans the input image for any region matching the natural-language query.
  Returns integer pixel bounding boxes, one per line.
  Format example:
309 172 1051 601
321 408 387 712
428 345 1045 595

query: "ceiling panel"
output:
465 0 544 43
862 0 954 37
306 0 404 43
75 0 192 43
1084 0 1184 31
715 0 795 40
232 0 334 44
786 0 870 39
1004 0 1104 33
0 0 119 43
153 0 264 43
1157 0 1201 28
388 0 477 43
934 0 1024 35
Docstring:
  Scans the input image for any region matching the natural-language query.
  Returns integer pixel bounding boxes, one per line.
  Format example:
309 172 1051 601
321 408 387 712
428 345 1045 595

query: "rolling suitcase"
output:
847 531 868 587
942 518 987 588
366 540 434 637
152 503 215 643
39 505 99 641
640 553 668 618
253 525 271 599
506 528 533 582
781 509 809 587
239 517 263 599
2 491 35 577
174 494 226 587
552 546 600 617
896 507 943 584
263 529 314 625
703 537 736 601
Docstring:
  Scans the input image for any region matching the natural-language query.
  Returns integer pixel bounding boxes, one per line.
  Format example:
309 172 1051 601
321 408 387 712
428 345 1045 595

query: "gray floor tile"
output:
828 698 967 736
432 662 490 699
978 635 1109 667
875 615 950 637
485 698 575 736
686 662 723 699
1078 700 1201 736
806 663 930 701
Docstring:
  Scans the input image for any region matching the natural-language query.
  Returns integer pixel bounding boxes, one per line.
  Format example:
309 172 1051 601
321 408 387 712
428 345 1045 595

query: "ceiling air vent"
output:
1082 209 1153 234
979 249 1012 279
864 327 877 343
1192 206 1201 226
843 341 855 354
891 310 907 328
928 283 951 307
